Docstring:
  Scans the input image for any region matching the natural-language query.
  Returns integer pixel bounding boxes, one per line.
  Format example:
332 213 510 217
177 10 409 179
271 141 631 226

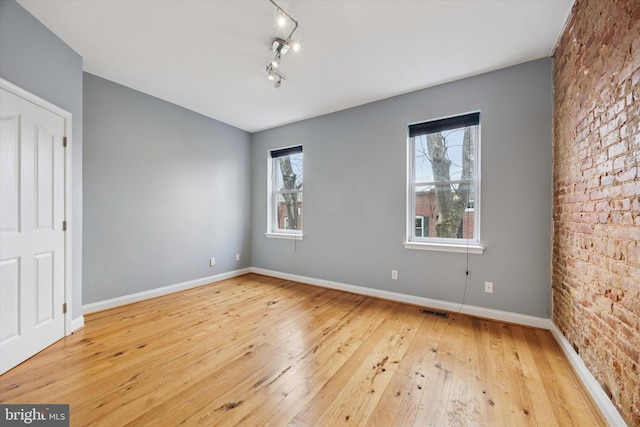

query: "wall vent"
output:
419 308 449 318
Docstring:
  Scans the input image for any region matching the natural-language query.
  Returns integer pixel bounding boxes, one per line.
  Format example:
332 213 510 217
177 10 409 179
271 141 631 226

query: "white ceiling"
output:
18 0 574 132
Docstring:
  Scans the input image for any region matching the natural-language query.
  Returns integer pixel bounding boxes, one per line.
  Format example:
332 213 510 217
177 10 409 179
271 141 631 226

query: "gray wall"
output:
251 59 553 318
0 0 84 320
83 73 251 304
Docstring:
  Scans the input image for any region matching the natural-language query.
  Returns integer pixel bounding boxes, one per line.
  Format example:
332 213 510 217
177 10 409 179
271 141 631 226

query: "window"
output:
267 146 303 239
405 112 483 253
415 216 429 237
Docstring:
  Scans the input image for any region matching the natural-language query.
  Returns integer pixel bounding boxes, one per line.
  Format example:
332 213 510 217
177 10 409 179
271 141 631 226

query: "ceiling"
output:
18 0 574 133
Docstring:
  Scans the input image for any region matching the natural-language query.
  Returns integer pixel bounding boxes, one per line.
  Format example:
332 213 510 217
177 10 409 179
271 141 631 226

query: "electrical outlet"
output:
235 253 240 261
210 258 216 267
391 270 398 280
484 281 493 293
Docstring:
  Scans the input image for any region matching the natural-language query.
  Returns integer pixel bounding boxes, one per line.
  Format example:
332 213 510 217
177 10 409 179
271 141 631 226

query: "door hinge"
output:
62 221 67 231
63 136 68 147
63 303 67 314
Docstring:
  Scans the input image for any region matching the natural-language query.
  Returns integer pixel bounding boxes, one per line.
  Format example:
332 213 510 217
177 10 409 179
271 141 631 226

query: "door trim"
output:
0 78 74 336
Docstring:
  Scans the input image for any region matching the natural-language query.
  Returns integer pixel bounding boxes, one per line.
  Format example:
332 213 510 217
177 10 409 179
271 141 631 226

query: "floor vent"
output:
419 309 449 318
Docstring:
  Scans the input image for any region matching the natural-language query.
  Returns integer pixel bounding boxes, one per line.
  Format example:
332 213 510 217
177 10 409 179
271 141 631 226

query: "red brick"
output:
602 129 620 148
613 156 626 171
615 167 637 182
632 67 640 87
608 140 628 158
595 151 609 166
622 181 640 197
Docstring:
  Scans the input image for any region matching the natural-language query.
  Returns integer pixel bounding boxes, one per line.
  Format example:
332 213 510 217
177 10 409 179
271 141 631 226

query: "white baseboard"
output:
250 267 551 329
70 315 85 333
550 323 626 427
82 268 251 314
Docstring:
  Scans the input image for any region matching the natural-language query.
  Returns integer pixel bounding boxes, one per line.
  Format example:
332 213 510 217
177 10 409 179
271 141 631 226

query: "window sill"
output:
403 241 485 254
266 232 304 241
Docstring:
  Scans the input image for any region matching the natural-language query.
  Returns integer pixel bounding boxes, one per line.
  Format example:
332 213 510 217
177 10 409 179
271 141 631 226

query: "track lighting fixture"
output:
266 0 300 88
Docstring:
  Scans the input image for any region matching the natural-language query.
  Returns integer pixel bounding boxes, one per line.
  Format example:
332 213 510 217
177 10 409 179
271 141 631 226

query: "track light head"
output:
271 53 281 68
274 79 281 89
271 38 290 56
290 39 301 53
267 65 275 80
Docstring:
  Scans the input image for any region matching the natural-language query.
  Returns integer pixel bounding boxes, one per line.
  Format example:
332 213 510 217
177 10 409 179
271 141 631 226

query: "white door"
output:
0 86 66 374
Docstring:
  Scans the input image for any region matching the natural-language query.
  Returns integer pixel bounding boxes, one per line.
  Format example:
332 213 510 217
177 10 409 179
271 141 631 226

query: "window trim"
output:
266 145 304 240
265 232 304 240
404 111 483 253
403 241 485 254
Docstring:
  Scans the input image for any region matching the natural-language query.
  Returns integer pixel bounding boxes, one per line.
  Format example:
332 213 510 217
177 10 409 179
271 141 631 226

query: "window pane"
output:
413 126 477 183
414 135 434 183
276 191 302 231
414 182 475 239
275 152 303 190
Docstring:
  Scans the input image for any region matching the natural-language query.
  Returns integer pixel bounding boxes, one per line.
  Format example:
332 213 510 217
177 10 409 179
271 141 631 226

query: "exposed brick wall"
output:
552 0 640 425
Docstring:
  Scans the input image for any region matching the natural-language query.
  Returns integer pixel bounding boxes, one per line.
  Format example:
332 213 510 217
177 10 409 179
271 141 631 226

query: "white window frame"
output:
404 112 484 254
266 145 303 240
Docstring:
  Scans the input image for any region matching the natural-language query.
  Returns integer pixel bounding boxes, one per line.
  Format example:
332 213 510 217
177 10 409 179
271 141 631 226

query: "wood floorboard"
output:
0 273 607 426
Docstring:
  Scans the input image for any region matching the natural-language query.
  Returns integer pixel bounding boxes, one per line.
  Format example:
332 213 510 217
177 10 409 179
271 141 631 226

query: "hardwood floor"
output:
0 274 606 426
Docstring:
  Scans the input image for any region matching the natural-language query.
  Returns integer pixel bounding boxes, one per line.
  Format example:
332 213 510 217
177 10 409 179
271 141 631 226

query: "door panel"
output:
36 126 55 230
0 258 20 342
0 115 20 233
0 87 66 374
35 252 54 324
